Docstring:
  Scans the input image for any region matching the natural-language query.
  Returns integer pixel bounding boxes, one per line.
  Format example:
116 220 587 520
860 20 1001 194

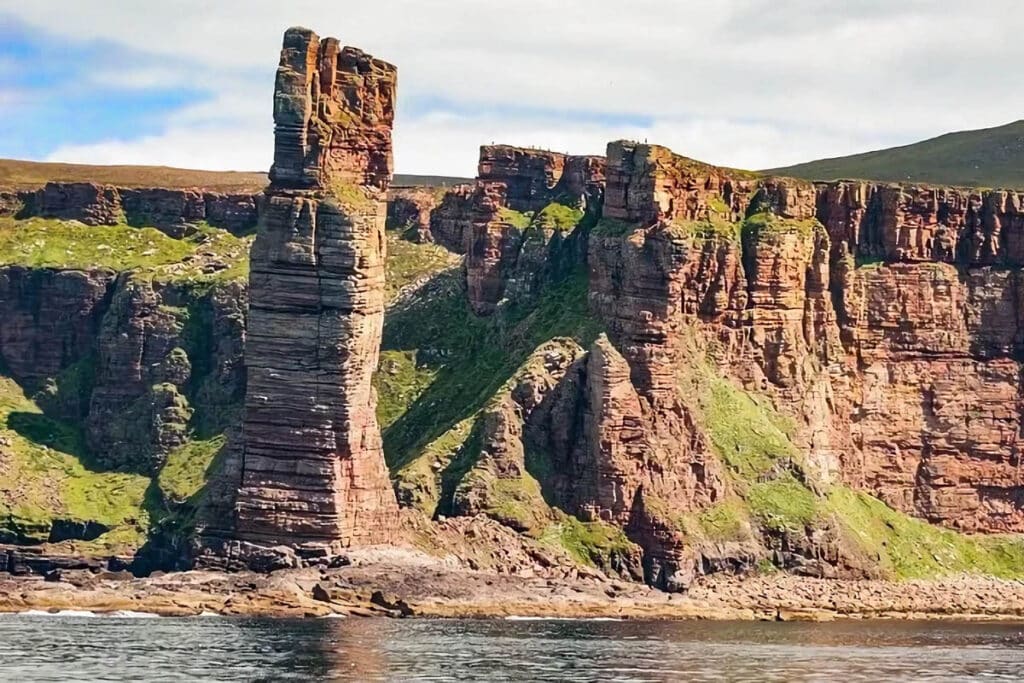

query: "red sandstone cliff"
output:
231 27 399 554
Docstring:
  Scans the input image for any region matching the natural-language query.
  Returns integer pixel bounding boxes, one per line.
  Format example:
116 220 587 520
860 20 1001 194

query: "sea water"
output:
1 614 1023 681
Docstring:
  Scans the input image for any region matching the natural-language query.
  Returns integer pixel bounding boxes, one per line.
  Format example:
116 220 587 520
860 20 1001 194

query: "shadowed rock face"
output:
9 182 260 237
233 27 398 550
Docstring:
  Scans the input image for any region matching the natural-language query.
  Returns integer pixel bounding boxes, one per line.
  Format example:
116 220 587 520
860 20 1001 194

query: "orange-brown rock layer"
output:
231 27 399 552
589 140 1024 536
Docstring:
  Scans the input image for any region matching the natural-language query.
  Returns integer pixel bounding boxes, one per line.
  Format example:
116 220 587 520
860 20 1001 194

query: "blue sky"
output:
2 1 1023 176
0 21 207 158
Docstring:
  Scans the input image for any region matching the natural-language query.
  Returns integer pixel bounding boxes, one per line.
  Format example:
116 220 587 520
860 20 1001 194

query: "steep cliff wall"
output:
231 27 399 552
423 139 1024 587
459 146 606 314
7 182 261 237
590 142 1024 535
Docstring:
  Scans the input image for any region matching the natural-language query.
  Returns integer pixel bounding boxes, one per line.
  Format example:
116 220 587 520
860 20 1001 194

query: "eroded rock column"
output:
234 27 398 549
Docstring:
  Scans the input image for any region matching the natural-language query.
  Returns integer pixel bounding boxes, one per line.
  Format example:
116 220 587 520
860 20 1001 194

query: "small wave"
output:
504 615 623 622
105 610 160 619
321 613 347 619
15 609 98 618
197 611 223 618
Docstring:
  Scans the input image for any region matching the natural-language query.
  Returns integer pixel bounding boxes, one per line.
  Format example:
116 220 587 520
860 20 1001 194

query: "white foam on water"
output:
14 609 98 618
105 610 161 618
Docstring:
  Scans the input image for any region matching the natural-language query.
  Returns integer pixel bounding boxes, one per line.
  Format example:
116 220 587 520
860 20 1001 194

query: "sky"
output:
1 0 1023 177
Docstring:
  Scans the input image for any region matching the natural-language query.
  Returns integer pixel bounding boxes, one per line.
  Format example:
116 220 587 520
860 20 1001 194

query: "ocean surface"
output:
1 614 1024 681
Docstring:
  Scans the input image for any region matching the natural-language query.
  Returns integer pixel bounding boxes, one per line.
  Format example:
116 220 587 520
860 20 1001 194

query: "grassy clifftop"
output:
765 120 1024 189
0 158 470 192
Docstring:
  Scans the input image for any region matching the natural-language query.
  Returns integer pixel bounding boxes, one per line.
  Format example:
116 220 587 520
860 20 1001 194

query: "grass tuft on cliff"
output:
498 207 533 230
825 487 1024 579
0 217 251 284
533 202 584 232
157 435 226 506
383 232 460 303
686 349 1024 579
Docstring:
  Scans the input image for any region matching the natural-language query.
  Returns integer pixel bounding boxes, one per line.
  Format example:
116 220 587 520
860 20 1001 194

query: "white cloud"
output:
12 0 1024 174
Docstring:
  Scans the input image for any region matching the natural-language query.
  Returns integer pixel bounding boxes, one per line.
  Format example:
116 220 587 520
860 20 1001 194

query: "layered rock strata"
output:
590 141 1024 535
9 182 260 236
463 146 606 314
232 28 399 550
0 268 247 473
386 186 464 243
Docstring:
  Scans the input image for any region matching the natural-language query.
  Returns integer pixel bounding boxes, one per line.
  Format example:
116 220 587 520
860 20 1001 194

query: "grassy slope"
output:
0 376 150 552
0 210 459 556
0 216 252 284
0 213 255 553
765 120 1024 189
0 158 470 192
664 211 1024 577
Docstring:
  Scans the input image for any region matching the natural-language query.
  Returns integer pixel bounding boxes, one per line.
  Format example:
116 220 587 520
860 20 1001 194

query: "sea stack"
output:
233 27 399 550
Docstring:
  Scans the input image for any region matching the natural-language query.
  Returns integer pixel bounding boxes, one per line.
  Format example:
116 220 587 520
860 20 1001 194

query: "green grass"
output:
741 212 821 241
158 435 225 505
669 217 741 242
498 207 533 230
384 269 601 517
707 195 730 215
455 464 550 532
539 512 639 568
698 371 798 481
686 348 1024 576
680 498 753 542
0 157 268 192
533 202 584 232
374 350 438 429
826 487 1024 579
384 233 460 303
747 474 819 533
764 119 1024 189
0 217 251 284
591 217 637 237
0 376 150 550
328 181 374 211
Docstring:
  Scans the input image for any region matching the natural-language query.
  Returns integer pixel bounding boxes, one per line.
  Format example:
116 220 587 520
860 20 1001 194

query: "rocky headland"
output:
2 26 1024 619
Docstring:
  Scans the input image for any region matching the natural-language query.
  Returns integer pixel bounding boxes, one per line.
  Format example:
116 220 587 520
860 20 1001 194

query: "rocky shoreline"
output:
2 548 1024 622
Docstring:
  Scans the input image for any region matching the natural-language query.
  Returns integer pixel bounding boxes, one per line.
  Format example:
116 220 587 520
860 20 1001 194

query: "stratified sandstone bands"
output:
5 182 261 237
461 145 606 314
233 27 398 550
591 141 1024 536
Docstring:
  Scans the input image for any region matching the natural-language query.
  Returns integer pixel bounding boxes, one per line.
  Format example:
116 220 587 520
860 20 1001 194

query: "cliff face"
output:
816 182 1024 532
587 142 1024 536
231 27 399 551
461 146 606 314
5 182 260 237
0 269 246 476
427 139 1024 588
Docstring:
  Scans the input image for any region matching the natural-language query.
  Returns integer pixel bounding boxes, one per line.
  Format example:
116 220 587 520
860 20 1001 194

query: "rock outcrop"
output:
589 141 1024 536
461 146 606 314
426 184 476 253
386 186 461 243
12 182 260 236
232 27 399 551
0 266 247 474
